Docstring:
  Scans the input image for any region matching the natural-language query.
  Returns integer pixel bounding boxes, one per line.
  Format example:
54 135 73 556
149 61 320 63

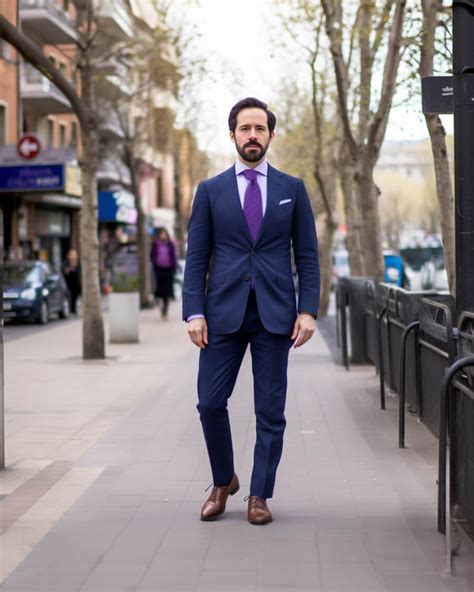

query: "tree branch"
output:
0 15 87 127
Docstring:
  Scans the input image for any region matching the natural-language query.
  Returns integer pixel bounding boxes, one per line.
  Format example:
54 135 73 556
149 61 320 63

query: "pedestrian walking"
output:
150 228 177 320
62 248 81 314
183 97 320 525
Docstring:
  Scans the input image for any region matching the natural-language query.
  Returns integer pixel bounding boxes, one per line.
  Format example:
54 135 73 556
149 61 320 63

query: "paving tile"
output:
197 569 258 591
320 561 384 591
258 562 321 589
3 313 474 592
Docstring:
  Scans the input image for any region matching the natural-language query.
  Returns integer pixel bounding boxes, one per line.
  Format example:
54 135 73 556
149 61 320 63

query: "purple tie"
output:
242 169 263 242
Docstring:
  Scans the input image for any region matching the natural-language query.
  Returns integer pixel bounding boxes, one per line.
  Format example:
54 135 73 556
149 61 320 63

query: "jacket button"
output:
245 274 251 281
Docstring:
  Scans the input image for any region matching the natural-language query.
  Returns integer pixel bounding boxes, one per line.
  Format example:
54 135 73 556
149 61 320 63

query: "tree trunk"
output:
338 148 364 276
317 213 338 317
356 154 385 280
127 154 152 309
420 0 455 295
80 125 105 359
136 204 152 309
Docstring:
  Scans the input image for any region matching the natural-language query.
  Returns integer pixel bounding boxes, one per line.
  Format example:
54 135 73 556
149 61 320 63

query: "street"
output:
0 304 473 592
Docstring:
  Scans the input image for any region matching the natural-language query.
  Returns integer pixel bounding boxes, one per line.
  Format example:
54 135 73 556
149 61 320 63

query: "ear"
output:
229 131 236 144
269 131 275 143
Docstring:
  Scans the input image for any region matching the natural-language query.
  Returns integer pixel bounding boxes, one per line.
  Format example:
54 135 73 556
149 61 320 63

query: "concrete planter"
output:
109 292 139 343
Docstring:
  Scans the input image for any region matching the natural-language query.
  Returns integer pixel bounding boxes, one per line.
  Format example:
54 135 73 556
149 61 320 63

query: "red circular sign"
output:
17 135 41 160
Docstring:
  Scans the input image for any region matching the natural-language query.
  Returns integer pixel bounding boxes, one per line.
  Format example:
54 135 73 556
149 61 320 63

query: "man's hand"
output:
291 313 316 348
187 317 208 349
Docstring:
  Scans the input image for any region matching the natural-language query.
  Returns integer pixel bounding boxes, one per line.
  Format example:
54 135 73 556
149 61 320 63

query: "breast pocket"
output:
277 203 294 235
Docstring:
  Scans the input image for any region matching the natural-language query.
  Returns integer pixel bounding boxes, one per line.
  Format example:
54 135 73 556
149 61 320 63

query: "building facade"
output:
0 0 177 284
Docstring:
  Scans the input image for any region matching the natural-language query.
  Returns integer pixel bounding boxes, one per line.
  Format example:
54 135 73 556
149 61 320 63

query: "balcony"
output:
100 59 134 97
98 108 126 142
97 154 131 188
94 0 133 41
21 62 72 115
20 0 79 45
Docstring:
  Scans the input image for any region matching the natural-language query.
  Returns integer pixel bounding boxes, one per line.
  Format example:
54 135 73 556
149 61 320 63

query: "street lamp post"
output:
453 0 474 312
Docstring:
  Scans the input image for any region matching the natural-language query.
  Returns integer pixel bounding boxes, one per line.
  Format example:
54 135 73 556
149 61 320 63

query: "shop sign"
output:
65 165 82 196
0 164 64 192
98 190 137 224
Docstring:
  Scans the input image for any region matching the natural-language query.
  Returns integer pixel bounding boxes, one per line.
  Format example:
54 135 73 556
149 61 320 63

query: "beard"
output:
235 139 270 163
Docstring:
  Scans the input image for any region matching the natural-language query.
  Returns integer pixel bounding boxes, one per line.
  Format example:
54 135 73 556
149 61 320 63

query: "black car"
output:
2 261 71 324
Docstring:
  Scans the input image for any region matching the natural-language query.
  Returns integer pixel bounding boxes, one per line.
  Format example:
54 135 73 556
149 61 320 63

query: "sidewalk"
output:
0 304 473 591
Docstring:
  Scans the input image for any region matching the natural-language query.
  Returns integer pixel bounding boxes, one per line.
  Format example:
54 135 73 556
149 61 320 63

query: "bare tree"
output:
0 2 105 359
275 2 340 316
321 0 408 280
420 0 455 294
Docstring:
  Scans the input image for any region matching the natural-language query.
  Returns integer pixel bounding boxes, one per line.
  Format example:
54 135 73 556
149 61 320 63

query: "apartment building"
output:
0 0 177 276
0 0 81 270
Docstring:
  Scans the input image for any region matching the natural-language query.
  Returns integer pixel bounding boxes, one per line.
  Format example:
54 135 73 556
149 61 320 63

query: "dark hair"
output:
157 227 170 241
228 97 276 134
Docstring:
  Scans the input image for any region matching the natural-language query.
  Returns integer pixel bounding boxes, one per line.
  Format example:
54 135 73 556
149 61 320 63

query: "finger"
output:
291 323 299 341
203 325 208 346
294 330 310 348
188 330 203 348
297 329 315 348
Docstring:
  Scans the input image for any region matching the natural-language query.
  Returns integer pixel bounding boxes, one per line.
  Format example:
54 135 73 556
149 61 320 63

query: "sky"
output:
159 0 454 159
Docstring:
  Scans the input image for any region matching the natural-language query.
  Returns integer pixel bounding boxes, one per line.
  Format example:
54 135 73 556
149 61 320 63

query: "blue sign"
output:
0 165 64 192
98 190 137 224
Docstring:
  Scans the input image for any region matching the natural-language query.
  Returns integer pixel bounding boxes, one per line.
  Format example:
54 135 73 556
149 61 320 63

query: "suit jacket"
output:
183 163 320 335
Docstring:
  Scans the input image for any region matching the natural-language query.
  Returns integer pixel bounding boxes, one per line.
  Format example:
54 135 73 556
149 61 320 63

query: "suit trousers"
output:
197 290 293 499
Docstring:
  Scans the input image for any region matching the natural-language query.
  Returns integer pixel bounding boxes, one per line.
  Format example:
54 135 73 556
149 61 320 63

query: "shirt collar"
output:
235 160 268 177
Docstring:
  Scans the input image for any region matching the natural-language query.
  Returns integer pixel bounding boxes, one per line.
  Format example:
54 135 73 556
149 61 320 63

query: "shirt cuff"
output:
187 314 205 322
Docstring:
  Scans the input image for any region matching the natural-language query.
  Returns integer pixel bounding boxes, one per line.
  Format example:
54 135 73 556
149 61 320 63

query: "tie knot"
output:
242 169 258 182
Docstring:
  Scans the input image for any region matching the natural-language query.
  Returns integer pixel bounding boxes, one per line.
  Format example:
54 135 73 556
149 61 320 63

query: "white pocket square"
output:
279 199 292 205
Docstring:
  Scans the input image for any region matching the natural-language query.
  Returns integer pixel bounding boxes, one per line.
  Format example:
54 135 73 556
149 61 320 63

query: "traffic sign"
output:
17 135 41 160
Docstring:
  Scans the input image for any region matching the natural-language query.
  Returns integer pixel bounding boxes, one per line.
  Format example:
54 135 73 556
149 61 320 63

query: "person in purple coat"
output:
150 228 177 320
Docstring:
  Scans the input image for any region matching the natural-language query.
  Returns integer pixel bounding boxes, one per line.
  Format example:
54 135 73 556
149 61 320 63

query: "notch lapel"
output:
254 165 286 246
218 167 253 245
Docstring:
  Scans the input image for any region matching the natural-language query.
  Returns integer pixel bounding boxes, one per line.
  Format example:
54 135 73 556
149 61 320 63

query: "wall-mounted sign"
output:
0 165 64 192
65 165 82 197
98 189 137 225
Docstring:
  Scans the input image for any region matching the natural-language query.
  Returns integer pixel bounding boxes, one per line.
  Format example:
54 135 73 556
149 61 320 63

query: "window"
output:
49 55 56 68
47 119 54 147
59 61 67 79
70 121 78 148
59 123 67 148
0 104 7 145
156 173 163 208
0 40 9 61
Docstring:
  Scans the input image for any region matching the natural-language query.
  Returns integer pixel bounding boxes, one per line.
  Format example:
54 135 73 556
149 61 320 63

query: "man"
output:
183 97 320 525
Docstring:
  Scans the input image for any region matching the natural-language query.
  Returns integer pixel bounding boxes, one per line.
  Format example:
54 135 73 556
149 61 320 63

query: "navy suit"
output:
183 163 319 498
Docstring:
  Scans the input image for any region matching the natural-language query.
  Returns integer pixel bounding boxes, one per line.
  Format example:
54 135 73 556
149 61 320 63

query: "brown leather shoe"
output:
246 495 273 525
200 473 240 521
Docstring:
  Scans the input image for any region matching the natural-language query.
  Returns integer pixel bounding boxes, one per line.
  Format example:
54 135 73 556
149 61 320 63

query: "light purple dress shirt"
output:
187 160 268 322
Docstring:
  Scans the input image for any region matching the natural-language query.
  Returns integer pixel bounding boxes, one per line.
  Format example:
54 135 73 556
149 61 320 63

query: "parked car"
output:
2 261 71 324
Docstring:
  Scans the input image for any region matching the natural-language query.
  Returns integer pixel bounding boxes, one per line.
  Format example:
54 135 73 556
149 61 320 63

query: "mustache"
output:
244 142 262 149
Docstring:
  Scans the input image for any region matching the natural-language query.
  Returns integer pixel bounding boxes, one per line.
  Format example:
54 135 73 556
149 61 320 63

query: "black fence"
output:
335 277 473 567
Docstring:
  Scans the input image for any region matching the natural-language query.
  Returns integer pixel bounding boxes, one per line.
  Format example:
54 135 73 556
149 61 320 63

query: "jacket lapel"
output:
218 166 253 245
255 164 286 246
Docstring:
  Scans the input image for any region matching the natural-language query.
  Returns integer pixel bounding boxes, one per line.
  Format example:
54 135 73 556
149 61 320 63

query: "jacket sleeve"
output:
292 179 320 318
182 181 213 320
